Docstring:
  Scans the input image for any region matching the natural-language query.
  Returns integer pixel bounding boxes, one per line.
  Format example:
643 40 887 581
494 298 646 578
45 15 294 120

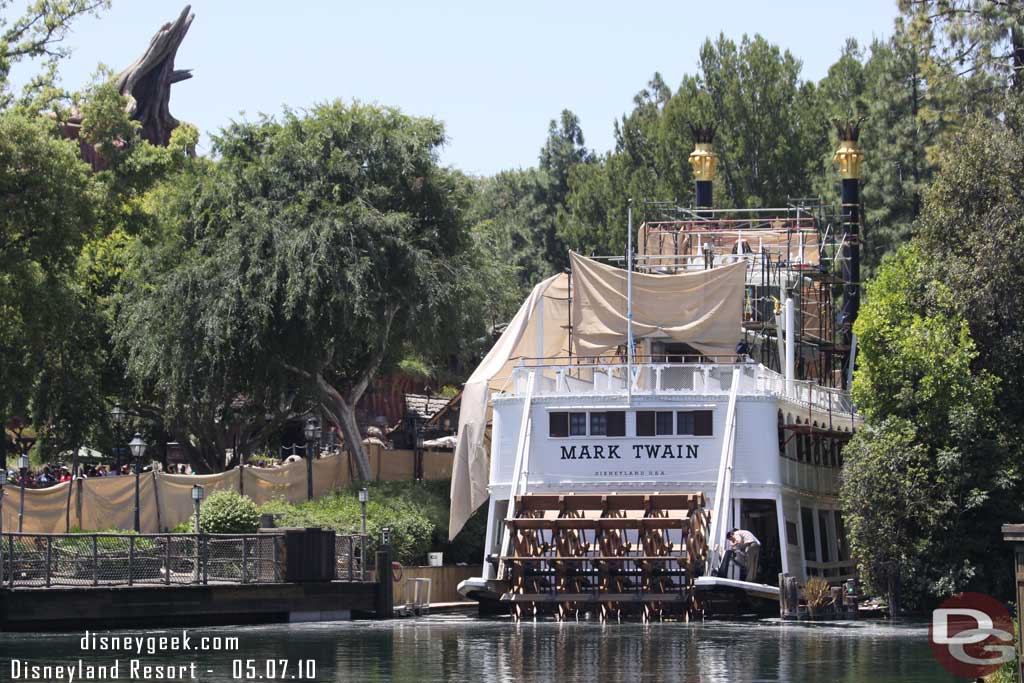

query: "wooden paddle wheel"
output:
499 492 709 621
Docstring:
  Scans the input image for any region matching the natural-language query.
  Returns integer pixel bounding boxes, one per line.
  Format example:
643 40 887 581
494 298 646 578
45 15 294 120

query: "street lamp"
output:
17 453 29 533
110 404 127 469
191 484 205 584
303 417 320 502
129 433 146 533
358 487 369 580
358 488 369 533
191 484 204 533
0 469 7 535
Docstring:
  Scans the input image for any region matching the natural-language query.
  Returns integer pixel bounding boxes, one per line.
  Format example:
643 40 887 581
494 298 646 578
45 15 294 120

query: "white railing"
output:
507 360 856 419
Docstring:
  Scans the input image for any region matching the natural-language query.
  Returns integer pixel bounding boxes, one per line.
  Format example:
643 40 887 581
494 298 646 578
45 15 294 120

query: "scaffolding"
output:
630 198 855 389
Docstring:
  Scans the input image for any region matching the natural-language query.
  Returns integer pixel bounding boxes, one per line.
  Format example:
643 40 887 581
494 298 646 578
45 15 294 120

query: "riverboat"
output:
450 125 866 619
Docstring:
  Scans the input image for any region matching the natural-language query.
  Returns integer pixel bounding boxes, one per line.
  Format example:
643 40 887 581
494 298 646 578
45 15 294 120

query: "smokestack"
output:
833 119 864 381
689 124 717 216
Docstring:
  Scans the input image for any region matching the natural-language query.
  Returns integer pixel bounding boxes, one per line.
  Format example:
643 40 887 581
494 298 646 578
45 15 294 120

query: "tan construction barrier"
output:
157 470 240 531
3 448 453 533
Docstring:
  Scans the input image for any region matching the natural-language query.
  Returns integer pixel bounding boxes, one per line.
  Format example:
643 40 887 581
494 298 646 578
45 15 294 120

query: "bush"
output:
804 577 832 613
199 490 260 534
255 480 486 566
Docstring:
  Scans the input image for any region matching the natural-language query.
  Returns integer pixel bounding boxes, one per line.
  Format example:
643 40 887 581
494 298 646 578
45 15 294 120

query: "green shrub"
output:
199 490 260 534
255 479 486 566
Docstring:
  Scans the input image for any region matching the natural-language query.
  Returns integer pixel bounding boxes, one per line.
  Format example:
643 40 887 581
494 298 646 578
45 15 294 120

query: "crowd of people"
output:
4 457 304 489
3 462 175 489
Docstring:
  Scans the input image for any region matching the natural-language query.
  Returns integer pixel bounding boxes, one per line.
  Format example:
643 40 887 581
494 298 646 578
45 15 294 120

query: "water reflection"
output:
0 614 956 682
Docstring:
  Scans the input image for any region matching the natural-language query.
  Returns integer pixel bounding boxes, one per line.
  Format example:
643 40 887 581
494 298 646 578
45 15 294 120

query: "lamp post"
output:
0 469 7 535
110 404 126 470
191 484 204 533
303 417 320 502
358 487 368 580
17 453 29 533
129 433 146 533
191 484 204 584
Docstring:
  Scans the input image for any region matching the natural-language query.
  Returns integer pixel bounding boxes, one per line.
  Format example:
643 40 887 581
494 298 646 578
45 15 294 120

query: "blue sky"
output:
16 0 897 175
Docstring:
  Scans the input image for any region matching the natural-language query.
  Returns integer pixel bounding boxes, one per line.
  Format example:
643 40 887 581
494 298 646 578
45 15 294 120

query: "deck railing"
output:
0 531 368 589
508 359 856 421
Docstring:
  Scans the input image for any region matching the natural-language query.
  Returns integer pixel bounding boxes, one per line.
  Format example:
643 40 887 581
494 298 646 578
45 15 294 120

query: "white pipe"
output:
785 297 795 396
846 332 858 389
497 369 536 579
708 368 741 576
627 202 634 400
775 310 786 373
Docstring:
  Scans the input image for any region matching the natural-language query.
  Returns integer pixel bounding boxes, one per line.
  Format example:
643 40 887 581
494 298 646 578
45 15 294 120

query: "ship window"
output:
636 411 656 436
590 412 607 436
677 410 713 436
569 412 587 436
656 411 673 435
834 511 849 561
606 411 626 437
818 510 832 563
549 412 568 438
786 521 799 547
801 507 817 562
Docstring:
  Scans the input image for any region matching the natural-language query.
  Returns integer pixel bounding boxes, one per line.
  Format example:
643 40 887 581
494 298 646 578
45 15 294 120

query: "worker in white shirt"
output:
726 528 761 582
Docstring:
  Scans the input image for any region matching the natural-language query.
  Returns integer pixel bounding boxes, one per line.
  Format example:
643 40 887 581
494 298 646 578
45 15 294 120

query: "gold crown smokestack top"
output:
689 124 717 218
833 119 864 385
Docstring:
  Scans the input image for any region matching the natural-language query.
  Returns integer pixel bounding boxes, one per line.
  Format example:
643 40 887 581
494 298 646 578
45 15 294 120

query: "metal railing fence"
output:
0 532 283 588
0 531 372 589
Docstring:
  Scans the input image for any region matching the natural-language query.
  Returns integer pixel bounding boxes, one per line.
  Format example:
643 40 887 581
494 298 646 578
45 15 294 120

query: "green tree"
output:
118 102 471 478
0 1 110 108
0 112 95 456
843 243 1009 609
559 35 820 257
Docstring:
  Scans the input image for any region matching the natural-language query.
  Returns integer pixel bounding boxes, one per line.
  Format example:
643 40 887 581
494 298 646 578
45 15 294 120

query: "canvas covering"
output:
448 253 746 538
4 451 439 533
570 252 746 357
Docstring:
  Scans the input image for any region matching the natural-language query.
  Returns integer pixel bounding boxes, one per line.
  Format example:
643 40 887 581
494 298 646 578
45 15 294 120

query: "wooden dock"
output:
0 580 379 631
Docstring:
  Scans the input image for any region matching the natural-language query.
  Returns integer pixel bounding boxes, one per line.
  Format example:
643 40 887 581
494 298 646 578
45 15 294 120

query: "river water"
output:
0 612 958 682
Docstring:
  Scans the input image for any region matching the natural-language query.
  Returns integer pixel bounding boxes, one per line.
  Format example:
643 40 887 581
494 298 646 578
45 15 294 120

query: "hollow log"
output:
115 5 195 146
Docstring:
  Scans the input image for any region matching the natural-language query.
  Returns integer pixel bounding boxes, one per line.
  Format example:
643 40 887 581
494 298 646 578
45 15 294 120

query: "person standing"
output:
726 528 761 582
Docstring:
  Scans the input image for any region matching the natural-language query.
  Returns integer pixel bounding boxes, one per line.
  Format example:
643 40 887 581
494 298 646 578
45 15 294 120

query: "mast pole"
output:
627 200 634 399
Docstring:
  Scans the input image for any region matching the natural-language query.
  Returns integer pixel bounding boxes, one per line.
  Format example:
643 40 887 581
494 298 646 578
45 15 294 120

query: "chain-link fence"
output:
335 533 367 582
0 531 375 588
0 532 285 588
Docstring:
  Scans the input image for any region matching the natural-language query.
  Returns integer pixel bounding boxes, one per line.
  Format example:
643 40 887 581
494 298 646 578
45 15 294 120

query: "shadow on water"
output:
0 614 958 682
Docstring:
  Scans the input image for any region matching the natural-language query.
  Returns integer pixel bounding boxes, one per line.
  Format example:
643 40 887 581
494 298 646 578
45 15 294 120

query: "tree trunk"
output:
114 5 194 147
335 402 372 481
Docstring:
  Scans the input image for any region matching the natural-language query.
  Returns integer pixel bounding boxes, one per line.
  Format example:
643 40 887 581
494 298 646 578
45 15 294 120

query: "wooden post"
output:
778 573 788 618
376 545 394 619
1001 524 1024 683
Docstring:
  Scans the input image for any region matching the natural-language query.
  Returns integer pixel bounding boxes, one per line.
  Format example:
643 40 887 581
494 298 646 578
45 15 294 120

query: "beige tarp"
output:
79 474 160 533
448 272 571 538
1 481 74 533
570 251 746 357
312 454 347 498
449 254 746 538
157 470 240 530
423 450 454 481
8 448 459 534
240 460 307 506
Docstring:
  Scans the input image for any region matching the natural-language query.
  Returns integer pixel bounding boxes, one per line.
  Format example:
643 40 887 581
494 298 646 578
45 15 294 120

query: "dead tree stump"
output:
115 5 195 146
